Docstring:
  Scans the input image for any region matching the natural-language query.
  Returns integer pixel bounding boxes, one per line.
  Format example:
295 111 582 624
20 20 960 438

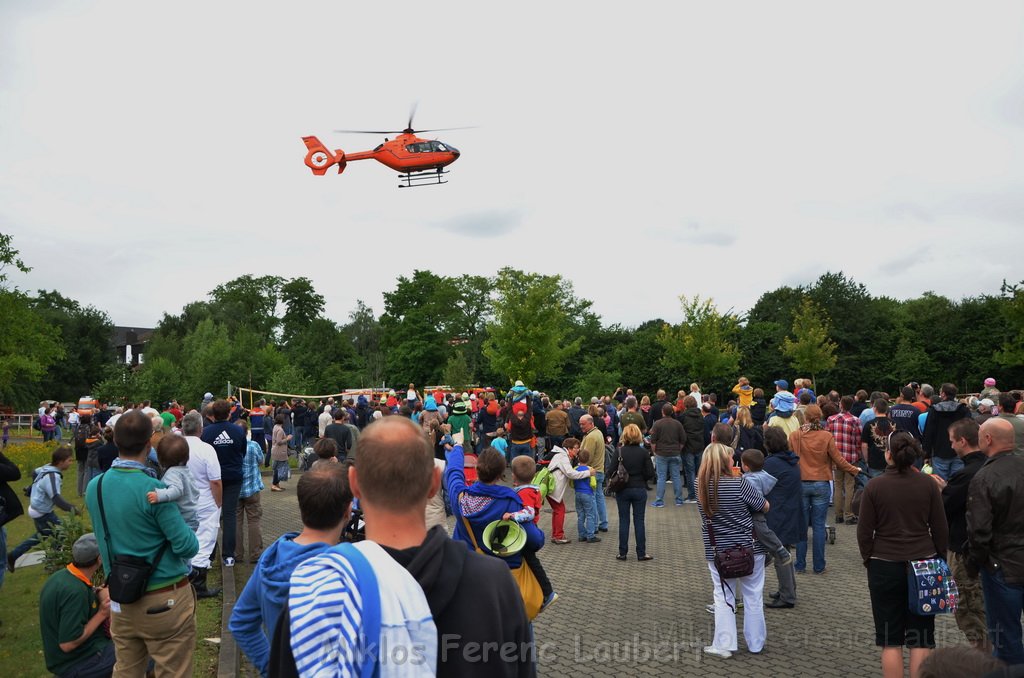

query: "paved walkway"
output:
251 476 964 677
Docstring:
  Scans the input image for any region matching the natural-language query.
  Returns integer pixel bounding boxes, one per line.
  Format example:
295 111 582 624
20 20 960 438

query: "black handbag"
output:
96 473 168 604
606 450 629 494
706 518 755 612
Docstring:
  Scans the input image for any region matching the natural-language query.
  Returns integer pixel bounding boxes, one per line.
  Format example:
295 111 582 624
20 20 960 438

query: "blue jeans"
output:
616 487 647 557
576 492 597 540
931 456 964 482
796 481 830 573
59 642 117 678
594 472 608 529
981 567 1024 665
682 453 697 499
509 442 534 461
9 511 60 563
655 455 684 503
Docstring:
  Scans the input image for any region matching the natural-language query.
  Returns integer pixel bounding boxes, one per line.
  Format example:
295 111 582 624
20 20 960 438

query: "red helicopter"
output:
302 107 470 187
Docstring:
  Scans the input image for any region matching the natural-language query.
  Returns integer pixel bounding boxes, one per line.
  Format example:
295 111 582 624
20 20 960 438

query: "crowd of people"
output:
1 375 1023 677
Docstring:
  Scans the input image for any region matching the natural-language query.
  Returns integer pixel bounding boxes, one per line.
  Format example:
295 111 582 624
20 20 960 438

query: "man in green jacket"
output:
86 410 199 677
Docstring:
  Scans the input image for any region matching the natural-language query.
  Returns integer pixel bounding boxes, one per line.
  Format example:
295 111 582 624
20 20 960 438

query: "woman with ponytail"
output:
857 431 949 678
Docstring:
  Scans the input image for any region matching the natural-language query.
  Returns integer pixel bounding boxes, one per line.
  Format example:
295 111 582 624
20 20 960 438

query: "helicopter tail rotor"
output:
302 136 347 175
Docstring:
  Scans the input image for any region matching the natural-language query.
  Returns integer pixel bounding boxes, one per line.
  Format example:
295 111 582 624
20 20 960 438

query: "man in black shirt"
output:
322 409 353 460
939 418 988 651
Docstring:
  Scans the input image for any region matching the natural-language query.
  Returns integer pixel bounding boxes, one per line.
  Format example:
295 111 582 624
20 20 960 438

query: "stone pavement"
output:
251 475 965 677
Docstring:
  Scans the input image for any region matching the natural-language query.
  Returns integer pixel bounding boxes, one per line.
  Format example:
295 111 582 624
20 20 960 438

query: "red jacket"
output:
515 485 542 524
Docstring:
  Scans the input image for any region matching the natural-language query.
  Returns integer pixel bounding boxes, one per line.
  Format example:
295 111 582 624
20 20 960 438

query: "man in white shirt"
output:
182 411 222 598
317 404 333 439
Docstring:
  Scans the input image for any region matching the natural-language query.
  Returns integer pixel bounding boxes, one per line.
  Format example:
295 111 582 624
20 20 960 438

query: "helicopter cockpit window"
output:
405 142 433 153
432 141 447 152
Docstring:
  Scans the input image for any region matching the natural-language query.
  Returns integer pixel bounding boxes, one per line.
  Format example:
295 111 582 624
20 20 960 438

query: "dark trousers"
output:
522 547 552 598
9 511 59 563
59 642 116 678
220 481 243 560
616 487 647 558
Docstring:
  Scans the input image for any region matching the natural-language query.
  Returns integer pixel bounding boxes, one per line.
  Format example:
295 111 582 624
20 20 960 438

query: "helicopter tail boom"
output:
302 136 347 175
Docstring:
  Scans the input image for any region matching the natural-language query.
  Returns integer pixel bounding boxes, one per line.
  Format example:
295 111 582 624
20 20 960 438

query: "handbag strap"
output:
96 471 170 571
461 512 484 555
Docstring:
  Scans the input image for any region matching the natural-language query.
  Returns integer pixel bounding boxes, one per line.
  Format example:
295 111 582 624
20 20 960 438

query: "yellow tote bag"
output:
462 514 543 620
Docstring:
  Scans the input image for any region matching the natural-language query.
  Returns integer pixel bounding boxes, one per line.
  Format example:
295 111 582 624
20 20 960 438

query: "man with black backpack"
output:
7 446 76 573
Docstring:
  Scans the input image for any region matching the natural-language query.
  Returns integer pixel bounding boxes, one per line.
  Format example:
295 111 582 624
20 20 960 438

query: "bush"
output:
4 440 59 477
41 511 94 576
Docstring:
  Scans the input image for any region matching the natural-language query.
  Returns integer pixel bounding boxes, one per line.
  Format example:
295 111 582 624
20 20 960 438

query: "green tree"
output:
996 280 1024 369
781 297 838 389
342 300 385 386
280 277 325 346
658 296 741 389
31 290 114 402
483 268 584 388
135 357 183 407
0 235 65 408
209 274 284 342
285 318 358 393
442 350 473 388
380 271 465 385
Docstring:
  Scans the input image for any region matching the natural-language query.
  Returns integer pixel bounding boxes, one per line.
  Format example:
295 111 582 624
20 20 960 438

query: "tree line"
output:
2 232 1022 410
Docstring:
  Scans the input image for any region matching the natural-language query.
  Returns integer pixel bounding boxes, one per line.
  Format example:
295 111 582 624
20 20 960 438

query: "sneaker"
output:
587 537 602 543
846 517 858 525
776 550 793 566
703 646 732 659
685 497 698 504
540 591 559 613
6 554 15 573
651 501 665 508
705 603 715 614
675 500 684 507
835 516 844 524
223 557 235 567
552 538 570 545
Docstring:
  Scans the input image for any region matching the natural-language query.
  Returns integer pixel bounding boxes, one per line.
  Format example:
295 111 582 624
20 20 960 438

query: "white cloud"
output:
2 0 1023 329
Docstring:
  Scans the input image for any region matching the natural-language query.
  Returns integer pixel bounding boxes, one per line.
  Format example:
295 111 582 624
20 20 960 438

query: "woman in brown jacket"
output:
788 404 861 574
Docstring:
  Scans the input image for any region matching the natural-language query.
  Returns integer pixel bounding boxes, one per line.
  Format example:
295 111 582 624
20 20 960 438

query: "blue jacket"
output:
763 450 803 546
228 533 334 677
445 445 543 569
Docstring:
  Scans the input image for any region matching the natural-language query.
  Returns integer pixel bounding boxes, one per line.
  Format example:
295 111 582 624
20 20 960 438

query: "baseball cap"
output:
204 392 213 400
72 533 100 564
980 398 995 408
773 380 788 390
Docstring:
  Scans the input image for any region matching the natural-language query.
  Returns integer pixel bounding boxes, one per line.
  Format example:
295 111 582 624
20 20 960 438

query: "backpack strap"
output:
334 543 381 678
461 514 484 555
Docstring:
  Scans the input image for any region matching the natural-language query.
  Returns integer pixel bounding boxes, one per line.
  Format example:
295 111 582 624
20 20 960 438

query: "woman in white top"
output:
546 438 596 544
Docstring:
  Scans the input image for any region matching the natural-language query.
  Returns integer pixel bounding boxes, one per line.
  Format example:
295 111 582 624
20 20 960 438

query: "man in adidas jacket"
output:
201 399 247 566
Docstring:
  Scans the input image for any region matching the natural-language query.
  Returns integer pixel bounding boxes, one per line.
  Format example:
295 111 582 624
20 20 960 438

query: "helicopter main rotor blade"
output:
333 129 405 135
407 102 418 132
411 126 478 133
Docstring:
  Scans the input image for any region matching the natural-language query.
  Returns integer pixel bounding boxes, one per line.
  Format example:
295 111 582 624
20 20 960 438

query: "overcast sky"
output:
2 1 1022 330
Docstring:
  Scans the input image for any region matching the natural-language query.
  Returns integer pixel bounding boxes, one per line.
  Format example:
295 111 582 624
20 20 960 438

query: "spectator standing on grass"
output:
230 464 350 677
0 447 23 589
39 533 115 678
8 445 76 573
182 411 222 599
86 410 200 677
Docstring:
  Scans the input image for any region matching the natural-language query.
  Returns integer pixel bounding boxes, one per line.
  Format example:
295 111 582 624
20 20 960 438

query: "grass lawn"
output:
1 449 223 677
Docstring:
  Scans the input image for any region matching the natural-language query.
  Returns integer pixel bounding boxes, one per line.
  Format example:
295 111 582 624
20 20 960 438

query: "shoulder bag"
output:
96 473 169 604
606 449 629 494
907 557 958 615
706 517 754 612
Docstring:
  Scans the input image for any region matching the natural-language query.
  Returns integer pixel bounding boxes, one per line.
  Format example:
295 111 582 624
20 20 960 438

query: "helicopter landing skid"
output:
398 168 449 188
